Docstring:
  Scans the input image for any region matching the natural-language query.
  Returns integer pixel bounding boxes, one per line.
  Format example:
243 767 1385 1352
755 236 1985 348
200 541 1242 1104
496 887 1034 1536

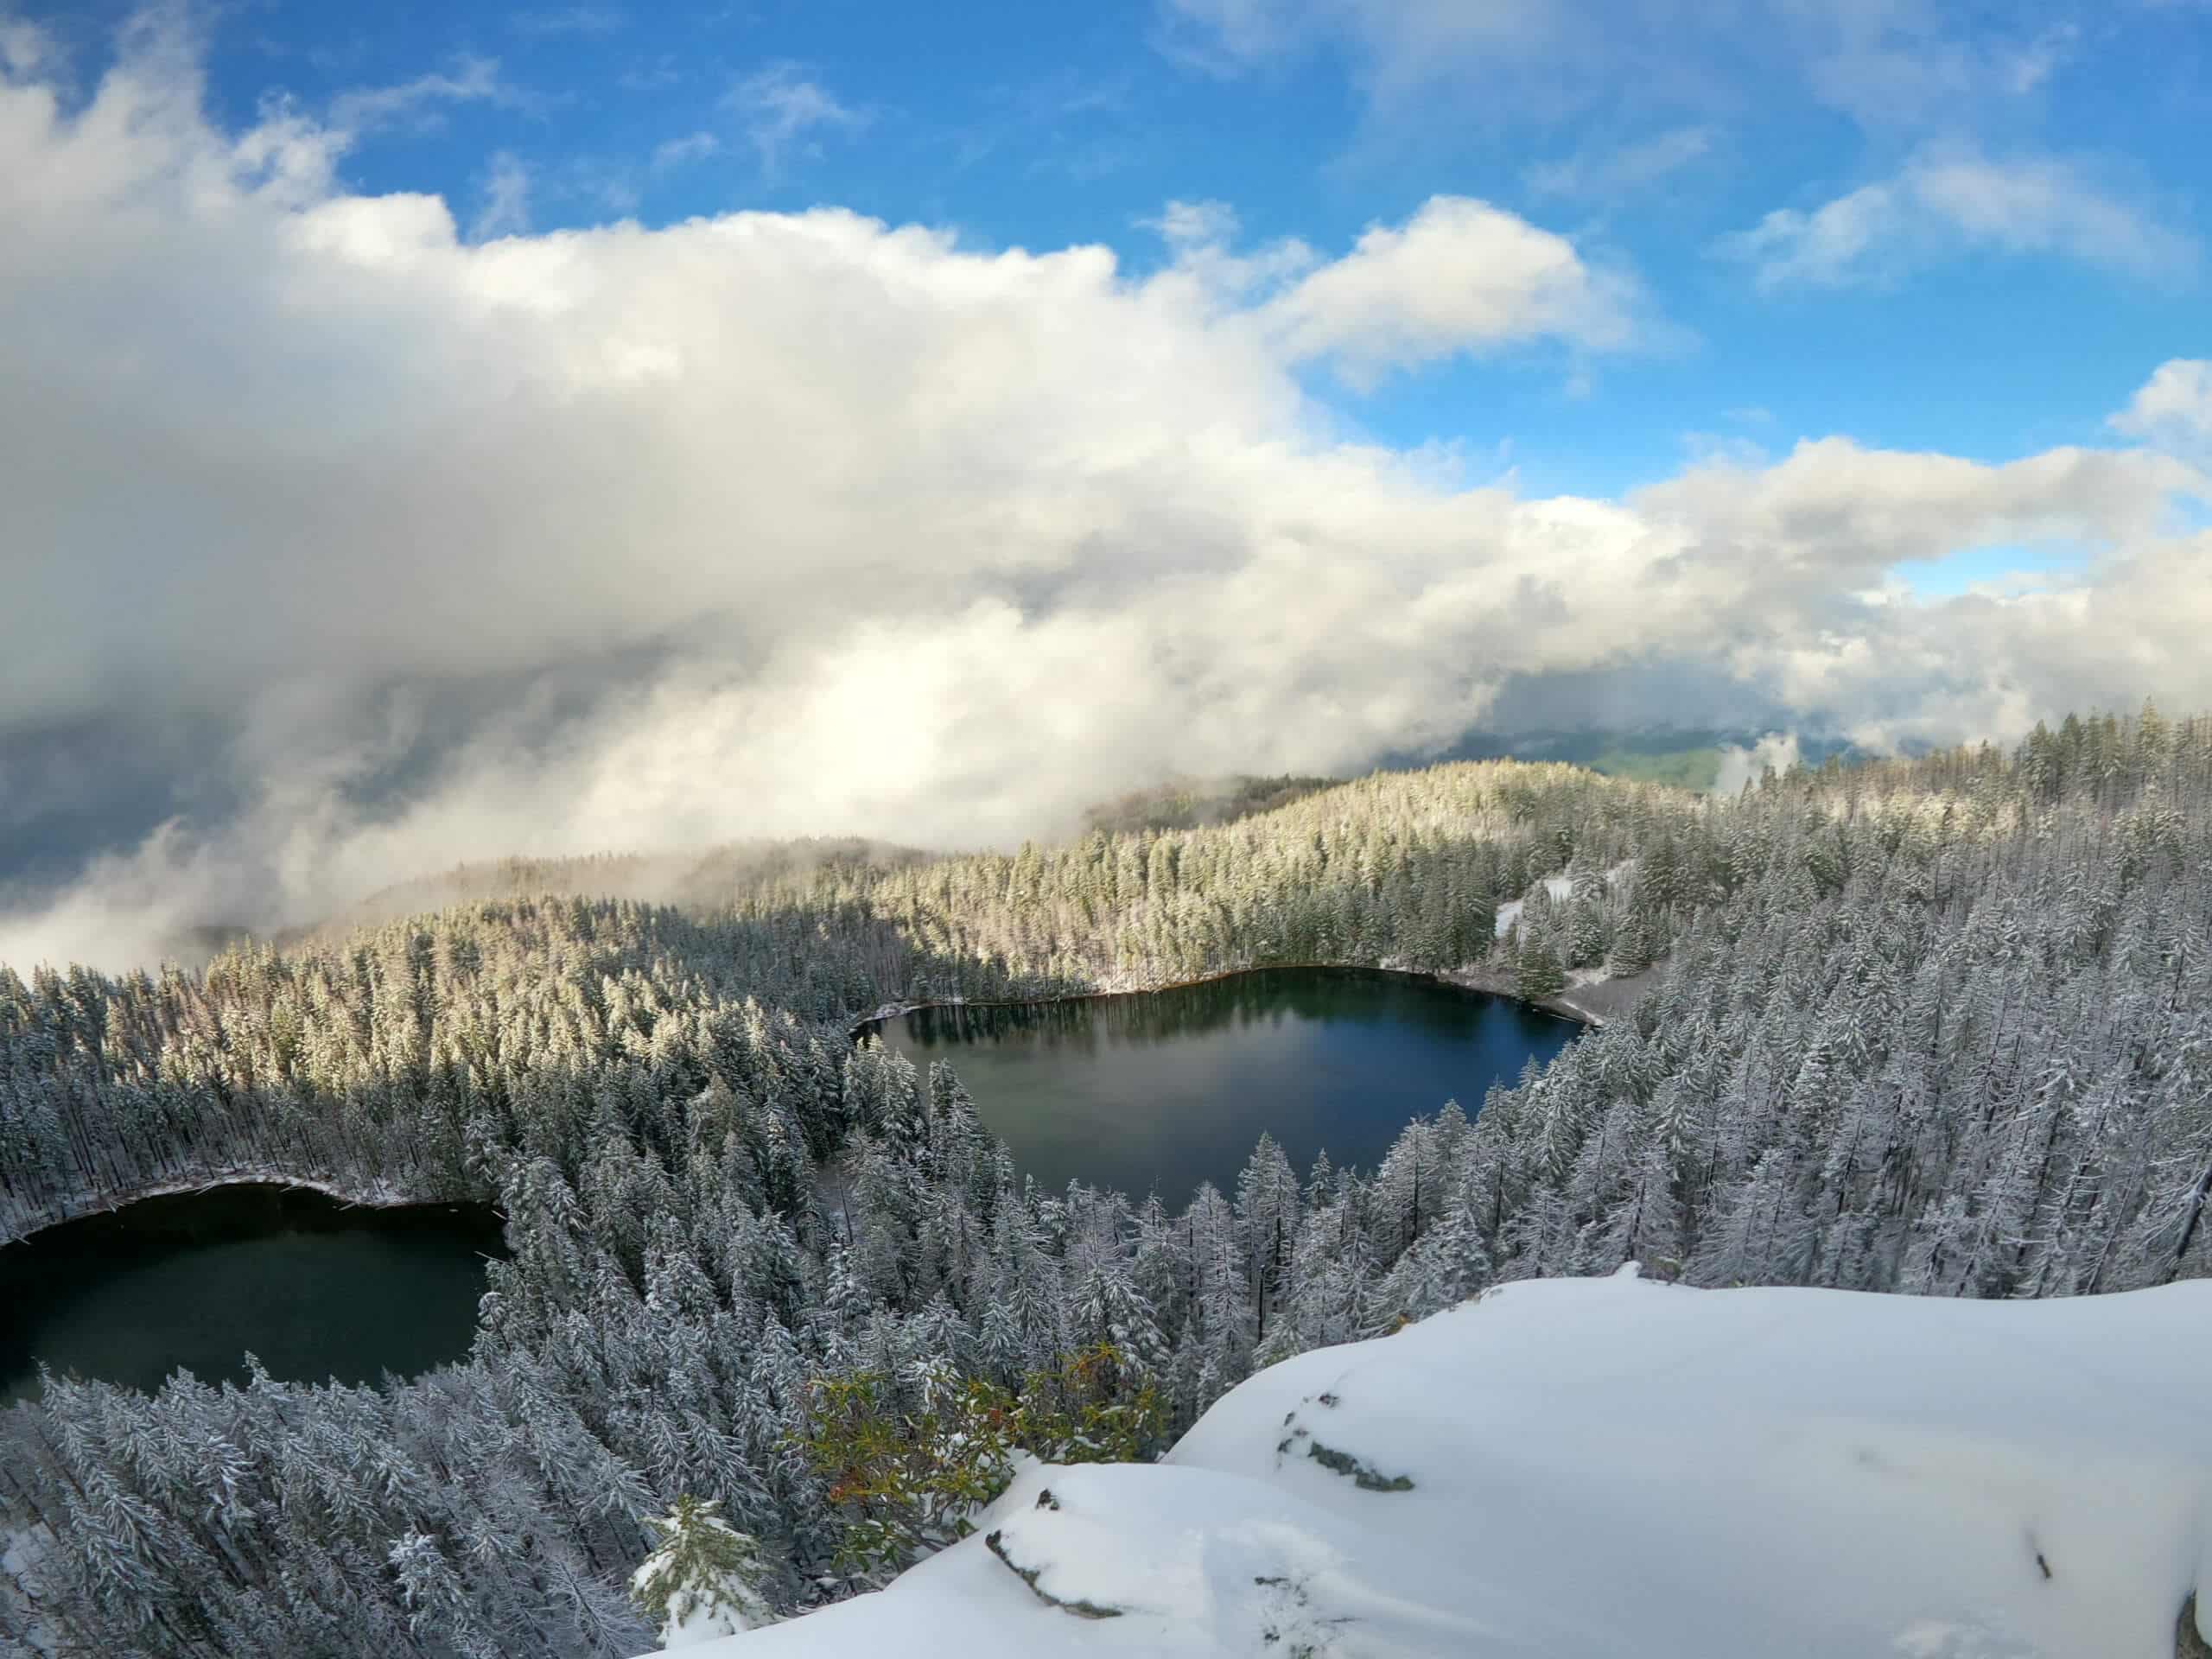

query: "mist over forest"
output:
4 18 2211 979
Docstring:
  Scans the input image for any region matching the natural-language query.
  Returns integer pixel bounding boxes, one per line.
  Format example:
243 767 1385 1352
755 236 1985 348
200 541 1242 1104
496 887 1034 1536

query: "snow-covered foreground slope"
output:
683 1271 2212 1659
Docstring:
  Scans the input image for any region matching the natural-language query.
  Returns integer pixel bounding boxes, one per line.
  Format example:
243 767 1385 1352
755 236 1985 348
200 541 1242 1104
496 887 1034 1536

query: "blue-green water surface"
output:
0 1185 505 1403
874 968 1579 1202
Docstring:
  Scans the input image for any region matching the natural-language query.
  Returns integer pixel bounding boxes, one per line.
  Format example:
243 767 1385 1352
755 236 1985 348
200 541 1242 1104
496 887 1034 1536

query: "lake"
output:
0 1184 506 1404
870 968 1580 1202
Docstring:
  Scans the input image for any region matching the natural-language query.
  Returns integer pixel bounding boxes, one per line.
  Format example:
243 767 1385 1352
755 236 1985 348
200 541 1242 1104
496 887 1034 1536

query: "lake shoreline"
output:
0 1180 505 1405
849 957 1644 1041
1 1170 474 1251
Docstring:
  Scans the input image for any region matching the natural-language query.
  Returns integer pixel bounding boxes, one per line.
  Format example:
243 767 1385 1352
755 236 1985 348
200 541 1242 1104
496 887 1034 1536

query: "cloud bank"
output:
1717 149 2196 291
0 26 2207 971
1159 0 2082 130
2113 359 2212 456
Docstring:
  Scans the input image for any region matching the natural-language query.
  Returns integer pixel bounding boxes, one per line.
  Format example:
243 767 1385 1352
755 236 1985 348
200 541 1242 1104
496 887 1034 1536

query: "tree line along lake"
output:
0 968 1578 1400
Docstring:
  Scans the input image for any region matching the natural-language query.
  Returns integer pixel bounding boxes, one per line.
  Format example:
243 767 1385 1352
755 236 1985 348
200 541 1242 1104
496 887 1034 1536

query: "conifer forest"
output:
4 708 2212 1655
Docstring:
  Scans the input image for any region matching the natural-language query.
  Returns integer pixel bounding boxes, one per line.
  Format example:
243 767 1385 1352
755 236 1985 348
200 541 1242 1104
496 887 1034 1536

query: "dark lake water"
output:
873 968 1580 1203
0 1185 506 1404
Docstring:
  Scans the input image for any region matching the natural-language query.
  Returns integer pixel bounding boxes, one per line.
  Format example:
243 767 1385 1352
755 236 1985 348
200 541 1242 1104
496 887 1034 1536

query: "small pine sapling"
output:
630 1495 777 1649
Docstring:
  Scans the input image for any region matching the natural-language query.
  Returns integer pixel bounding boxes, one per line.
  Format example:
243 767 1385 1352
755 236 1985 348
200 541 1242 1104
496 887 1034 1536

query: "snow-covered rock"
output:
670 1270 2212 1658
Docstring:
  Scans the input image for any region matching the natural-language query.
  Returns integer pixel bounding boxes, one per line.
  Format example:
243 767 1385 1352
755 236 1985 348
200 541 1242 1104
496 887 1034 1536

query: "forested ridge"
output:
5 709 2212 1656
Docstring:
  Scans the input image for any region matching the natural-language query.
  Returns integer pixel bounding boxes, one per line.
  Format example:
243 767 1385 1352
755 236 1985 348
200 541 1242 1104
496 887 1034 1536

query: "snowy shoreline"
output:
1 1169 463 1249
847 957 1630 1042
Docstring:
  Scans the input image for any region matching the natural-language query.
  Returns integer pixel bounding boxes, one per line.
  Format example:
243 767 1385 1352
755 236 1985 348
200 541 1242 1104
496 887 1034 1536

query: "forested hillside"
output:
4 709 2210 1656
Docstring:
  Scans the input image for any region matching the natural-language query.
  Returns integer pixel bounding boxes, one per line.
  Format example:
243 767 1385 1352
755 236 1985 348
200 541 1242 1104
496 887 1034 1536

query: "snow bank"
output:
671 1271 2212 1658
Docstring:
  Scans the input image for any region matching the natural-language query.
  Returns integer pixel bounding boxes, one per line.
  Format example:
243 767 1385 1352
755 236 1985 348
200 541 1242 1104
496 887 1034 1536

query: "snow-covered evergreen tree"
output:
629 1497 777 1649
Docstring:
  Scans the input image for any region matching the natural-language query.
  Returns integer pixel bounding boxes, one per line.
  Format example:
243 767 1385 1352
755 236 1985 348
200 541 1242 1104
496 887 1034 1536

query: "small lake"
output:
872 968 1580 1203
0 1185 506 1404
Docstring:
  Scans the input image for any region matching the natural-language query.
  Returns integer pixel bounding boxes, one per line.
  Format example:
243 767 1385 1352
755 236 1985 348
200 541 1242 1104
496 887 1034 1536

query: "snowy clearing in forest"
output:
673 1269 2212 1659
1492 860 1635 940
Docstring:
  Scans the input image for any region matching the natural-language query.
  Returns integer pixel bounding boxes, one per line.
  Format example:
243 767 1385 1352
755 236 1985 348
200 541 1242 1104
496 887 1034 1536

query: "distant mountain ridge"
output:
1402 727 1865 791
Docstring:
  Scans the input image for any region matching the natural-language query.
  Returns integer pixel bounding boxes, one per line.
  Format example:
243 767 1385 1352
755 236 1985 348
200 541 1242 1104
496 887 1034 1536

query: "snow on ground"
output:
672 1269 2212 1659
1493 861 1634 940
1551 963 1659 1024
1 1519 60 1656
1491 872 1573 938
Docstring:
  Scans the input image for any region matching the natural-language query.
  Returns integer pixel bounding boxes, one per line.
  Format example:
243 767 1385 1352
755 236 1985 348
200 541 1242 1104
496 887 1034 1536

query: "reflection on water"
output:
877 968 1579 1203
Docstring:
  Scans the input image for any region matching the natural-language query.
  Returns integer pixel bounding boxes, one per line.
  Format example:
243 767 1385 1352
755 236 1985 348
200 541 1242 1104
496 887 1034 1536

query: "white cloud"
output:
1163 0 1564 89
1147 198 1244 251
1524 126 1713 200
1139 200 1319 307
470 150 531 240
2000 22 2078 94
651 130 720 172
1717 150 2196 290
725 62 866 181
1798 13 2081 127
329 55 516 136
1631 437 2198 584
619 57 683 93
0 16 55 78
1257 197 1643 383
1716 181 1906 290
2111 359 2212 454
1713 733 1801 796
1160 0 2080 129
1909 152 2191 273
0 37 2209 970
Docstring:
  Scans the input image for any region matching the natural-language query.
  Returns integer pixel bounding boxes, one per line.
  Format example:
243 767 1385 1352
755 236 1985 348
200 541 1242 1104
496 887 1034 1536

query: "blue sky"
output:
19 0 2208 510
